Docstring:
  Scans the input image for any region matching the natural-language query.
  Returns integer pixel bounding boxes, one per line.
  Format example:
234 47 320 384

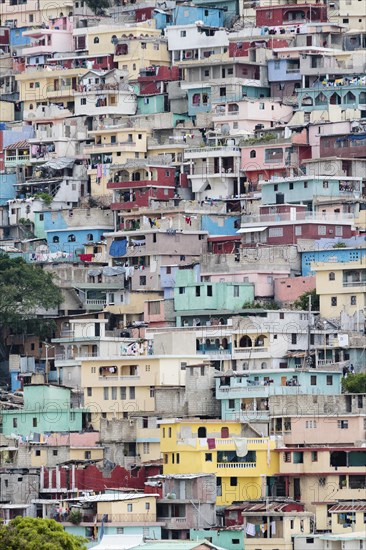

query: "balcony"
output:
4 155 30 166
217 462 256 469
184 146 241 159
95 513 157 523
241 212 355 225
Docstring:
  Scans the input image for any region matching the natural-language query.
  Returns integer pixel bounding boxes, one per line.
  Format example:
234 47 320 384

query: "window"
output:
311 375 317 386
111 387 117 400
143 442 150 454
295 226 302 236
196 286 201 297
127 504 133 512
33 418 37 427
68 234 76 242
176 453 180 464
140 276 146 286
351 295 357 305
145 502 150 510
323 180 329 188
53 450 58 456
13 419 17 428
250 150 256 158
120 387 126 400
81 98 86 105
331 297 337 307
326 375 333 386
228 399 235 409
230 477 238 486
269 227 284 237
205 453 212 462
35 450 41 457
103 387 109 400
259 103 265 110
318 225 327 236
150 386 155 397
129 387 135 399
329 272 335 281
179 287 185 294
311 451 318 462
180 30 186 37
338 420 348 429
289 182 294 190
85 451 91 459
53 236 59 243
291 334 297 344
94 37 99 43
207 285 213 297
233 285 239 297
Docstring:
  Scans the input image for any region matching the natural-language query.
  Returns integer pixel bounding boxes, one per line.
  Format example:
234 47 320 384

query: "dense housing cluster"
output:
0 0 365 548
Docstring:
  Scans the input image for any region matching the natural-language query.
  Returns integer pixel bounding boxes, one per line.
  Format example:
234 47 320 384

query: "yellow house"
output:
114 25 170 80
0 0 71 27
80 356 198 424
94 493 158 523
30 432 104 468
160 419 279 506
313 259 366 317
84 127 151 196
276 445 366 530
16 67 88 114
0 100 14 122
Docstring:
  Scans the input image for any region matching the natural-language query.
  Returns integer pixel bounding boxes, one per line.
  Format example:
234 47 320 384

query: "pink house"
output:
202 269 290 299
241 128 310 186
274 276 316 306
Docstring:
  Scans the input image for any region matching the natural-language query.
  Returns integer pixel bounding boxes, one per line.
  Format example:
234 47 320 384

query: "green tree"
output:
342 373 366 394
293 289 319 311
0 517 87 550
0 254 62 346
84 0 109 14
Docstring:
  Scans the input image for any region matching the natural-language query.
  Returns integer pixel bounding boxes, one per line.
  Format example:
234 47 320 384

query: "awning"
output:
109 239 127 257
103 266 126 276
237 226 267 234
41 157 75 170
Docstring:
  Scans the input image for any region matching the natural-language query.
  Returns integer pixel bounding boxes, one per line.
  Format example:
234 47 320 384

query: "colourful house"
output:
173 268 254 326
1 385 85 437
313 259 366 317
160 419 279 506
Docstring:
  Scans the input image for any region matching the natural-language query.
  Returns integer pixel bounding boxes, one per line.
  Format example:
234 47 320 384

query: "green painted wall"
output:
1 385 84 436
174 269 254 312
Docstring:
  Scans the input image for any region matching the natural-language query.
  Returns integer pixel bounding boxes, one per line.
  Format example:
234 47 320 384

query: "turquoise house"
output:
137 94 166 115
217 369 343 421
1 385 85 437
261 176 362 206
190 528 244 550
173 268 254 326
65 525 162 548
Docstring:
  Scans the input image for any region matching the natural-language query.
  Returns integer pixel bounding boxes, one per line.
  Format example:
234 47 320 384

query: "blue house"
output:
42 210 113 260
201 214 241 235
186 85 211 117
301 242 366 276
154 5 226 29
171 5 225 27
267 58 301 83
10 26 33 49
261 176 362 206
217 369 343 421
0 173 17 204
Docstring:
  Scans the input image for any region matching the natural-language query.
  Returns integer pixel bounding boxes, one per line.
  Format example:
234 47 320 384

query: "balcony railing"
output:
96 513 156 523
217 462 256 468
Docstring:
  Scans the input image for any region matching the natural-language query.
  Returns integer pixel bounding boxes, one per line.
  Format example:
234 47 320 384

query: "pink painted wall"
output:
205 270 289 298
274 275 316 304
282 416 365 446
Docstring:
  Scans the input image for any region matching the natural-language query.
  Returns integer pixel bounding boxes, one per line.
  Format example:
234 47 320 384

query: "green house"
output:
1 385 85 437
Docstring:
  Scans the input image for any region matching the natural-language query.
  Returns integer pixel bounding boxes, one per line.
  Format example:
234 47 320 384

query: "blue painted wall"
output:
10 27 33 48
171 6 225 27
302 247 366 276
268 59 301 82
0 173 17 204
201 214 240 235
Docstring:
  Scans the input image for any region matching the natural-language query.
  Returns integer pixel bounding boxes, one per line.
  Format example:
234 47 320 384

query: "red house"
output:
256 4 327 27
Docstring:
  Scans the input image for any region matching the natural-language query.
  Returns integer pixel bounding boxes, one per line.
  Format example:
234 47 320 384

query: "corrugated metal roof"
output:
329 504 366 512
4 140 29 150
